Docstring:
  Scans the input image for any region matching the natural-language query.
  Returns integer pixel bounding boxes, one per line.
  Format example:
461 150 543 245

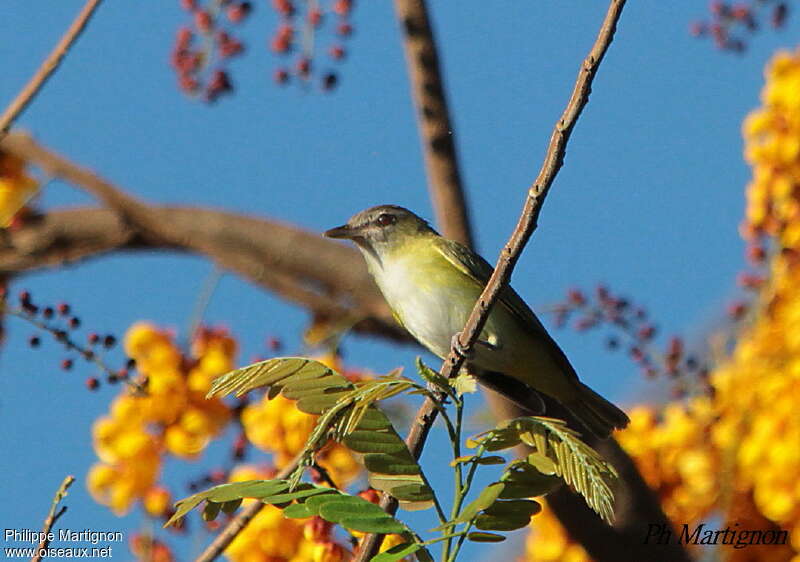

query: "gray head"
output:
324 205 437 253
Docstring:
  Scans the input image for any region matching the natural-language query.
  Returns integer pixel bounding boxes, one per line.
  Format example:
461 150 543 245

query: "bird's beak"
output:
324 224 356 239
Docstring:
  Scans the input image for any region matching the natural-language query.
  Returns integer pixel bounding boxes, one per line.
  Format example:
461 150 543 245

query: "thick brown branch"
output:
0 0 104 139
0 205 409 343
0 133 410 343
354 1 629 560
394 0 472 247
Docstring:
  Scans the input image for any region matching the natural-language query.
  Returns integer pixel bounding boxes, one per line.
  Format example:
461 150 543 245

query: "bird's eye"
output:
375 213 396 227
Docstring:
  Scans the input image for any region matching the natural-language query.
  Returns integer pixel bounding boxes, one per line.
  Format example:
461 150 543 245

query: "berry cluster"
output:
171 0 251 102
7 289 140 393
548 285 711 398
268 0 354 91
690 0 790 53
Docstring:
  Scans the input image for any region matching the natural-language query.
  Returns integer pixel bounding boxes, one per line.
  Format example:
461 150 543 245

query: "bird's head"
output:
324 205 437 259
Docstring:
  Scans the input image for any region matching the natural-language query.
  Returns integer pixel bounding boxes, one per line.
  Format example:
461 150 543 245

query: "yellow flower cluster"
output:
743 48 800 252
523 48 800 562
240 353 362 485
88 323 235 514
0 152 38 227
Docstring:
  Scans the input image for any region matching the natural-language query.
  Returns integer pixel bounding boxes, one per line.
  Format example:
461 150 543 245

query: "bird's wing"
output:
433 238 579 381
432 238 547 331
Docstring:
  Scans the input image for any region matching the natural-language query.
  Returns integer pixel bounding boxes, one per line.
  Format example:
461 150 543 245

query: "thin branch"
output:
0 0 104 139
194 456 302 562
353 1 628 559
394 0 472 247
31 475 75 562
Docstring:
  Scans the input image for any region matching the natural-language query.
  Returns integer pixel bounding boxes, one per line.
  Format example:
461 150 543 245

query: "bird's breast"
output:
373 254 485 359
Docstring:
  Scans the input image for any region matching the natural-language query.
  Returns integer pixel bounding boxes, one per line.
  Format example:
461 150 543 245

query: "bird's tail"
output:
565 383 630 439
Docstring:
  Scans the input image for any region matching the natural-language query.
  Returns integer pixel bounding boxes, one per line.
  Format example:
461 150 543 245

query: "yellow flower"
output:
0 153 39 227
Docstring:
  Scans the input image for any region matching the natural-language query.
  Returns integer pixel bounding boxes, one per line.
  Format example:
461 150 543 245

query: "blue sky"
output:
0 1 792 559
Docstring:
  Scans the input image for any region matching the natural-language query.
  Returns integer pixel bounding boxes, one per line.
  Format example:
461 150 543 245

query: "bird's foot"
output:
450 332 474 361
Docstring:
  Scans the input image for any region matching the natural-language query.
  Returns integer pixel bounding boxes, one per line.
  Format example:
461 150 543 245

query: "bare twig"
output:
353 1 628 559
194 456 302 562
394 0 472 247
0 0 104 139
31 475 75 562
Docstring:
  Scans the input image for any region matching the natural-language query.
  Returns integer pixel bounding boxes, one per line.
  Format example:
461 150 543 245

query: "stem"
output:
0 0 104 139
441 396 464 561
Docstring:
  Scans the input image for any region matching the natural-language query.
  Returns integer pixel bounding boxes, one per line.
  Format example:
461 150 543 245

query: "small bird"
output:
325 205 629 438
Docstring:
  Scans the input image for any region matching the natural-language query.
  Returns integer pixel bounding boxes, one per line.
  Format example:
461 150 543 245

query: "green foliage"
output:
165 478 411 536
468 416 618 524
206 357 434 509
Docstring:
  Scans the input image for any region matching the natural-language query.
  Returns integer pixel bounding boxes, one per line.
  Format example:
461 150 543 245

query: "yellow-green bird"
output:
325 205 629 438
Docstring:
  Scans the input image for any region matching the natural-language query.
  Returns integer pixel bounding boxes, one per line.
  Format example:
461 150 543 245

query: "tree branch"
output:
394 0 472 248
0 133 411 343
353 1 630 559
31 475 75 562
0 0 104 139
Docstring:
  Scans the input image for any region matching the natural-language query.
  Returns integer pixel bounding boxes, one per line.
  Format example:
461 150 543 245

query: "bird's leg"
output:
450 332 475 360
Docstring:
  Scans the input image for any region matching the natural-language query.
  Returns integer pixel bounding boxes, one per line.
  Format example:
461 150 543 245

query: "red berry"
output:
336 22 353 36
308 9 323 26
61 359 73 371
57 302 70 316
180 0 197 11
272 0 294 16
88 333 100 345
321 71 338 91
328 45 345 60
358 488 380 504
226 2 251 23
273 68 289 84
566 288 585 306
195 10 213 32
86 377 100 391
332 0 352 16
689 21 707 37
296 57 311 76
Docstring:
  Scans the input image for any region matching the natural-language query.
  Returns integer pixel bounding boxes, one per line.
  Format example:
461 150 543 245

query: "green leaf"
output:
467 532 507 543
261 486 337 505
371 542 422 562
206 356 432 510
220 499 242 515
202 501 221 522
282 503 314 519
388 484 433 502
483 499 542 518
494 416 619 524
340 517 406 534
343 430 408 454
527 452 558 475
365 452 422 476
317 496 392 521
415 357 451 396
474 512 532 532
450 455 506 467
499 462 561 498
454 482 505 523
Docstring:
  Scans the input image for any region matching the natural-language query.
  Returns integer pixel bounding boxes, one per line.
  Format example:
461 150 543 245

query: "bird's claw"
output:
451 332 474 361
